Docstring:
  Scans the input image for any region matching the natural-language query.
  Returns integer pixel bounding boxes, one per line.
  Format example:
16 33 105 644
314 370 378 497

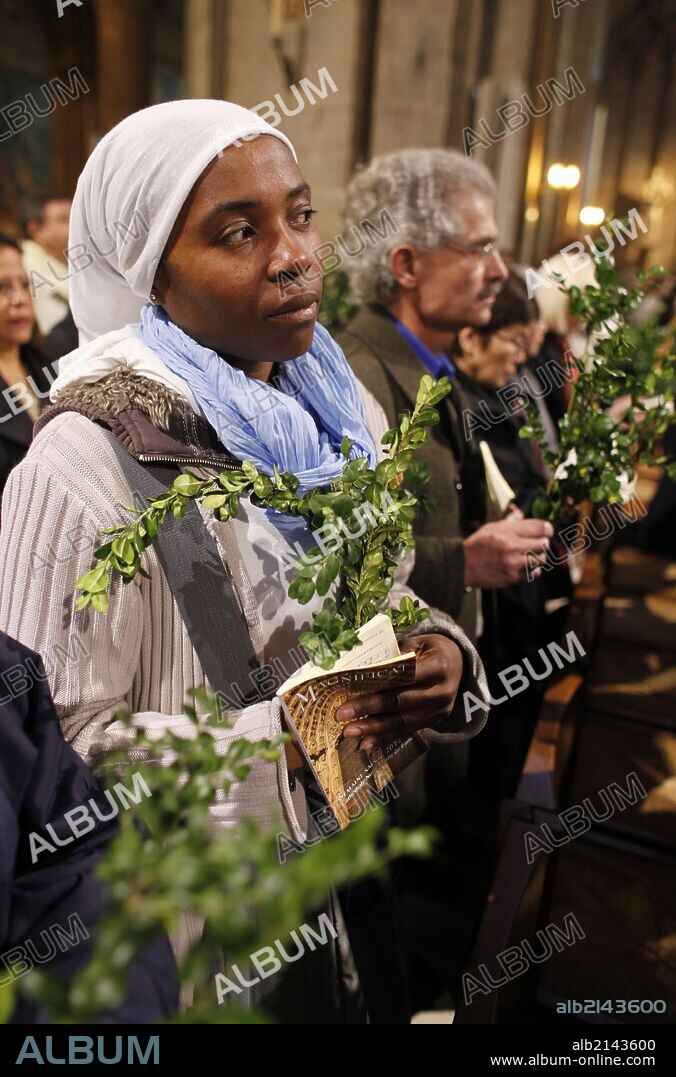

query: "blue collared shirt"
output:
388 314 456 380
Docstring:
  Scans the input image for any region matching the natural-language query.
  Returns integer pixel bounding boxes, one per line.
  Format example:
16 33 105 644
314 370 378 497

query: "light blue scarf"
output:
137 304 377 492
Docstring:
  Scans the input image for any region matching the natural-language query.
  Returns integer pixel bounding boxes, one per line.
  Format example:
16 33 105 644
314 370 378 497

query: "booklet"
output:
277 614 428 828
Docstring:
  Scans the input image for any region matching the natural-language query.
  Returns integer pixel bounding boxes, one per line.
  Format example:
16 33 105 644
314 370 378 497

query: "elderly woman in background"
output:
451 272 547 512
0 100 489 1024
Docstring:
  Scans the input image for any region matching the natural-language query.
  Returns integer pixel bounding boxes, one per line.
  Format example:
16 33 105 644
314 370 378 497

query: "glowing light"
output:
564 165 580 189
525 206 540 222
547 163 567 189
547 163 580 190
579 205 605 226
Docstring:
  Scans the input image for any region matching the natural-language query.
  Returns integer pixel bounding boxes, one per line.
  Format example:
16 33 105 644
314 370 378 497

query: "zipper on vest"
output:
137 452 242 470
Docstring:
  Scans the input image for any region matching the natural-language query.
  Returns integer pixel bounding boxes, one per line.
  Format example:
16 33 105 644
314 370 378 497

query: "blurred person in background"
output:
454 272 573 804
0 232 54 498
21 195 73 336
632 270 675 328
452 272 548 509
531 249 595 427
508 263 558 455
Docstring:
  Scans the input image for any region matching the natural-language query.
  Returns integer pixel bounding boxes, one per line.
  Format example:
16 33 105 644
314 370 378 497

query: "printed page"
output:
277 612 411 695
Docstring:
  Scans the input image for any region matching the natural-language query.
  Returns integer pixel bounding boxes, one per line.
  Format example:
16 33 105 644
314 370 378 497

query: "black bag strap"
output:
100 430 263 706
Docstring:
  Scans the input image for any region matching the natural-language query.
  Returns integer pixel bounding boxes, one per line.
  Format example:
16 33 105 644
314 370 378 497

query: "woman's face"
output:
153 135 323 372
459 322 530 389
0 246 34 351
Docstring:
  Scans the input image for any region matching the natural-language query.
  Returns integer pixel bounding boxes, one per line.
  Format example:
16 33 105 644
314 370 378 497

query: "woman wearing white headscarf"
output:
0 100 489 1022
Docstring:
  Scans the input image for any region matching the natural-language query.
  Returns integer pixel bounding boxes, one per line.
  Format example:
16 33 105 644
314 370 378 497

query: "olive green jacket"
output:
338 305 487 640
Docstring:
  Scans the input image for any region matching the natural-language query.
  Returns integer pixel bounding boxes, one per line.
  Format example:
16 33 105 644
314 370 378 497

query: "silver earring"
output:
150 292 158 302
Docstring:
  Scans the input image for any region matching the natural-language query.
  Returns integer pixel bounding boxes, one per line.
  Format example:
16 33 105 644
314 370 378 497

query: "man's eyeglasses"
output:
444 237 502 260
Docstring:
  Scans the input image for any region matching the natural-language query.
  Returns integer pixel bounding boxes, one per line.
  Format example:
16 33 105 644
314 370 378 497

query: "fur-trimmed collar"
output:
50 367 184 431
34 369 239 467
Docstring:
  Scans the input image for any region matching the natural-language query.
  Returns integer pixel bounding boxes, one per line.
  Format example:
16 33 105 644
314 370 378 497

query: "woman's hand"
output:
335 634 464 751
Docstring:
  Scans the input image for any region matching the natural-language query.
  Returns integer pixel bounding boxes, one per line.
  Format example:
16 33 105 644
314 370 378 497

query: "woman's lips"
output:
9 318 32 329
268 300 318 324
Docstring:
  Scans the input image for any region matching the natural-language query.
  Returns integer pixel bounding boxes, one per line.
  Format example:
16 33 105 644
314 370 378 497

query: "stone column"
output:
183 0 230 99
94 0 153 136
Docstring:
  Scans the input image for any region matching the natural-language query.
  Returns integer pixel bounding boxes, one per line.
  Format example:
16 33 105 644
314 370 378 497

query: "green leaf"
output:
253 474 274 498
121 538 135 564
91 592 110 614
375 460 398 484
0 978 16 1022
172 473 203 497
111 536 135 564
289 576 315 604
202 493 228 510
315 553 341 596
74 563 110 594
340 436 353 458
531 496 552 520
332 494 357 518
333 628 359 652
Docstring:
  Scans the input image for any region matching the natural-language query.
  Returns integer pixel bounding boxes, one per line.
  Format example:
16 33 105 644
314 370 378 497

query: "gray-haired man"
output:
336 148 553 641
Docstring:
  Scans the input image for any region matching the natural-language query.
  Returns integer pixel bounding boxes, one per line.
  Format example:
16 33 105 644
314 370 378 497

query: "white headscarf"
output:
57 100 377 490
68 99 296 345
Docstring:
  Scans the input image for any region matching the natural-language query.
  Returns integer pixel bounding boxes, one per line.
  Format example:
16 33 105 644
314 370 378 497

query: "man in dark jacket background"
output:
337 148 553 642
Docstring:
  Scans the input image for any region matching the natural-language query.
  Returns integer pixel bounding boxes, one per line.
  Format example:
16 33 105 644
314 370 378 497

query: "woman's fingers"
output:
338 681 452 730
347 705 445 750
335 633 464 744
335 637 456 722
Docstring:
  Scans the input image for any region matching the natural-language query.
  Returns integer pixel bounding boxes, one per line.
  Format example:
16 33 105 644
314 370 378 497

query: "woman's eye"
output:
220 225 254 244
294 207 317 226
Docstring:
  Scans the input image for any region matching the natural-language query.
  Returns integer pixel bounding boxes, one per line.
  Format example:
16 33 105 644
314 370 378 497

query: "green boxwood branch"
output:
519 250 675 525
73 376 451 668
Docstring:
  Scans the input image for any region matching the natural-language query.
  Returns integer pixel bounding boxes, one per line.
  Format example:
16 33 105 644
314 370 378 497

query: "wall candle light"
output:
547 163 580 191
579 206 605 226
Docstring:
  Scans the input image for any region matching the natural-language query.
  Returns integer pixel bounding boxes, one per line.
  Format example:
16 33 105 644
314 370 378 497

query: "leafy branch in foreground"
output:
519 246 675 525
18 687 434 1024
74 375 452 668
